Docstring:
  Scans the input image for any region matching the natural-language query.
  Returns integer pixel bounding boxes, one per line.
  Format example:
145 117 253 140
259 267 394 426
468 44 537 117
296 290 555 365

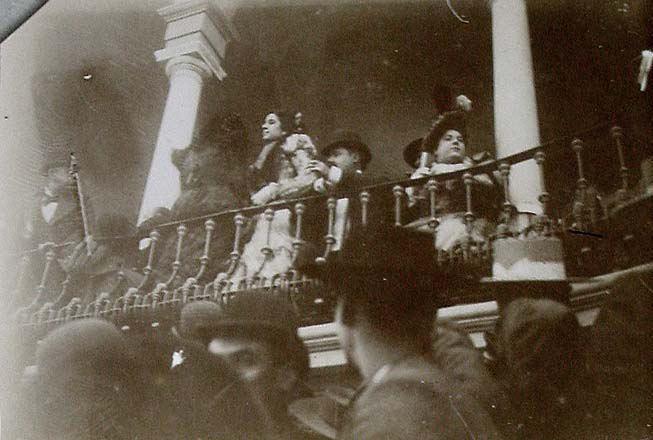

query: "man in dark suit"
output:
20 149 94 305
303 131 392 255
302 225 504 439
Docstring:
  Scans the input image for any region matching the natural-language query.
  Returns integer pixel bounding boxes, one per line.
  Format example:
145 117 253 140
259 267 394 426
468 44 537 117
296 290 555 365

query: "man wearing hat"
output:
19 147 96 305
301 224 504 439
303 131 392 252
203 293 317 438
306 130 373 194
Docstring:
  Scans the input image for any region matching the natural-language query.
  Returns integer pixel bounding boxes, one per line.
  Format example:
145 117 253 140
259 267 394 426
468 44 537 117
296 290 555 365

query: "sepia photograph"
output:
0 0 651 438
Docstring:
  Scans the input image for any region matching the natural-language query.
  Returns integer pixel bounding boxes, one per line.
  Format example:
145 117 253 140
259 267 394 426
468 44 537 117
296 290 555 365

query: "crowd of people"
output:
14 85 505 308
1 223 651 439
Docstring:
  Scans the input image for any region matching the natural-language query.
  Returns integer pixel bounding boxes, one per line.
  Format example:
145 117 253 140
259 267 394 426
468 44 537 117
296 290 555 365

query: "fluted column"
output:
138 0 236 224
492 0 542 228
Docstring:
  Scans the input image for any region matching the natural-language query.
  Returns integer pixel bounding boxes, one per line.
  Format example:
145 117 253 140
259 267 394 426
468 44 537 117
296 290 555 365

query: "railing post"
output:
462 172 476 261
316 197 337 265
165 224 187 287
291 203 306 267
392 186 404 227
359 191 370 228
534 150 550 235
498 163 513 232
610 126 629 202
571 139 589 229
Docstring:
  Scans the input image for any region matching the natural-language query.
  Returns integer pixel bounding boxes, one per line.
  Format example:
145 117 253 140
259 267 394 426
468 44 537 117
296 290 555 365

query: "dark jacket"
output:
338 355 504 440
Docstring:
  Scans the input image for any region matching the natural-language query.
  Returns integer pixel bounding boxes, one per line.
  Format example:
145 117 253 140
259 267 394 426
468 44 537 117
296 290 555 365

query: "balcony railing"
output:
8 122 652 334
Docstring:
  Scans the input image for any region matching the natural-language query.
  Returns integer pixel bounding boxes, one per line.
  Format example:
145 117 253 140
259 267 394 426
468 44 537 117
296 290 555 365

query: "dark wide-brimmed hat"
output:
403 111 468 167
321 130 372 170
298 223 475 301
199 293 309 377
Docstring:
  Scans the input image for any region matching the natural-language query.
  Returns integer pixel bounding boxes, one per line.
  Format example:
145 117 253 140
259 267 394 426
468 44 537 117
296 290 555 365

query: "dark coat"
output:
338 356 504 440
302 172 394 251
24 190 88 249
20 190 93 305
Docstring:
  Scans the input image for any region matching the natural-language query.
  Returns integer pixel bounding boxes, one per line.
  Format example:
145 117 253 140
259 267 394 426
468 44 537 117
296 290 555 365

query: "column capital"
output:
154 0 237 81
165 54 212 80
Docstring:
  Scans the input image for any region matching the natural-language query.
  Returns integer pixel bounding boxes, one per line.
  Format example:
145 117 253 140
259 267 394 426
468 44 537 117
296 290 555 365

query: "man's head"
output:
302 224 472 378
204 293 309 415
322 130 372 175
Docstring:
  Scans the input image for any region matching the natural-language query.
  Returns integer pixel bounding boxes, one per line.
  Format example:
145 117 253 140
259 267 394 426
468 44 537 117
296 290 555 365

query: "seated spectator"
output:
403 109 499 252
203 292 314 438
301 224 504 439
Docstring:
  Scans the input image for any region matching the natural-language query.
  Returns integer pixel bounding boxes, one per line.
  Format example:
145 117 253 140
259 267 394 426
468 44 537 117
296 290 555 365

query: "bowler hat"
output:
321 130 372 170
199 293 309 377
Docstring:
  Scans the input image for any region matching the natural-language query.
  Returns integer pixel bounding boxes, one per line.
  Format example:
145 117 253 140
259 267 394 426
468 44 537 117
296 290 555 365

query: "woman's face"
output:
261 113 285 142
435 129 466 164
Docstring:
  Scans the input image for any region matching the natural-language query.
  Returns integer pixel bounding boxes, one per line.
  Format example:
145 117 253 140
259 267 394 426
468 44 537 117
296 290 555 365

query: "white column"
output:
138 56 210 223
492 0 542 224
137 0 236 224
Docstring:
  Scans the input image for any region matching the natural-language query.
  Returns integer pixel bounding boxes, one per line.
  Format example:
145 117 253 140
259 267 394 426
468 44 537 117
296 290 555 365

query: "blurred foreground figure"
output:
585 271 653 439
32 319 147 440
491 298 590 440
29 318 272 439
205 292 316 439
303 225 504 439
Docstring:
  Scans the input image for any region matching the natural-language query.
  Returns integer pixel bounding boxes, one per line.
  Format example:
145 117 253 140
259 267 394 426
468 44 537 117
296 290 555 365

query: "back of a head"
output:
497 298 582 394
304 224 471 349
34 319 145 440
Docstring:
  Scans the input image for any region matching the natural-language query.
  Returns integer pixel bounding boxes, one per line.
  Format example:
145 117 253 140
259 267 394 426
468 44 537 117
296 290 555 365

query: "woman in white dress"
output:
231 111 318 282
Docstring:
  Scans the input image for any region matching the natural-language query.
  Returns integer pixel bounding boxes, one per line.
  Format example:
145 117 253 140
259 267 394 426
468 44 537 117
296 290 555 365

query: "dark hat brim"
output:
479 279 574 306
200 320 309 373
402 138 424 168
321 139 372 169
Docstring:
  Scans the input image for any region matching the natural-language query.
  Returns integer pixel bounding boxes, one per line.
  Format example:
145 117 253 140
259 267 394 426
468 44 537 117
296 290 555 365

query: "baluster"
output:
165 224 187 288
316 197 337 265
137 230 160 291
392 186 404 226
36 244 57 307
10 255 31 309
534 150 550 235
498 163 513 233
194 219 216 282
610 126 629 202
15 245 55 323
359 191 370 227
255 209 276 276
462 173 475 262
571 139 588 229
225 213 245 276
50 275 71 309
426 179 440 256
290 203 305 268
